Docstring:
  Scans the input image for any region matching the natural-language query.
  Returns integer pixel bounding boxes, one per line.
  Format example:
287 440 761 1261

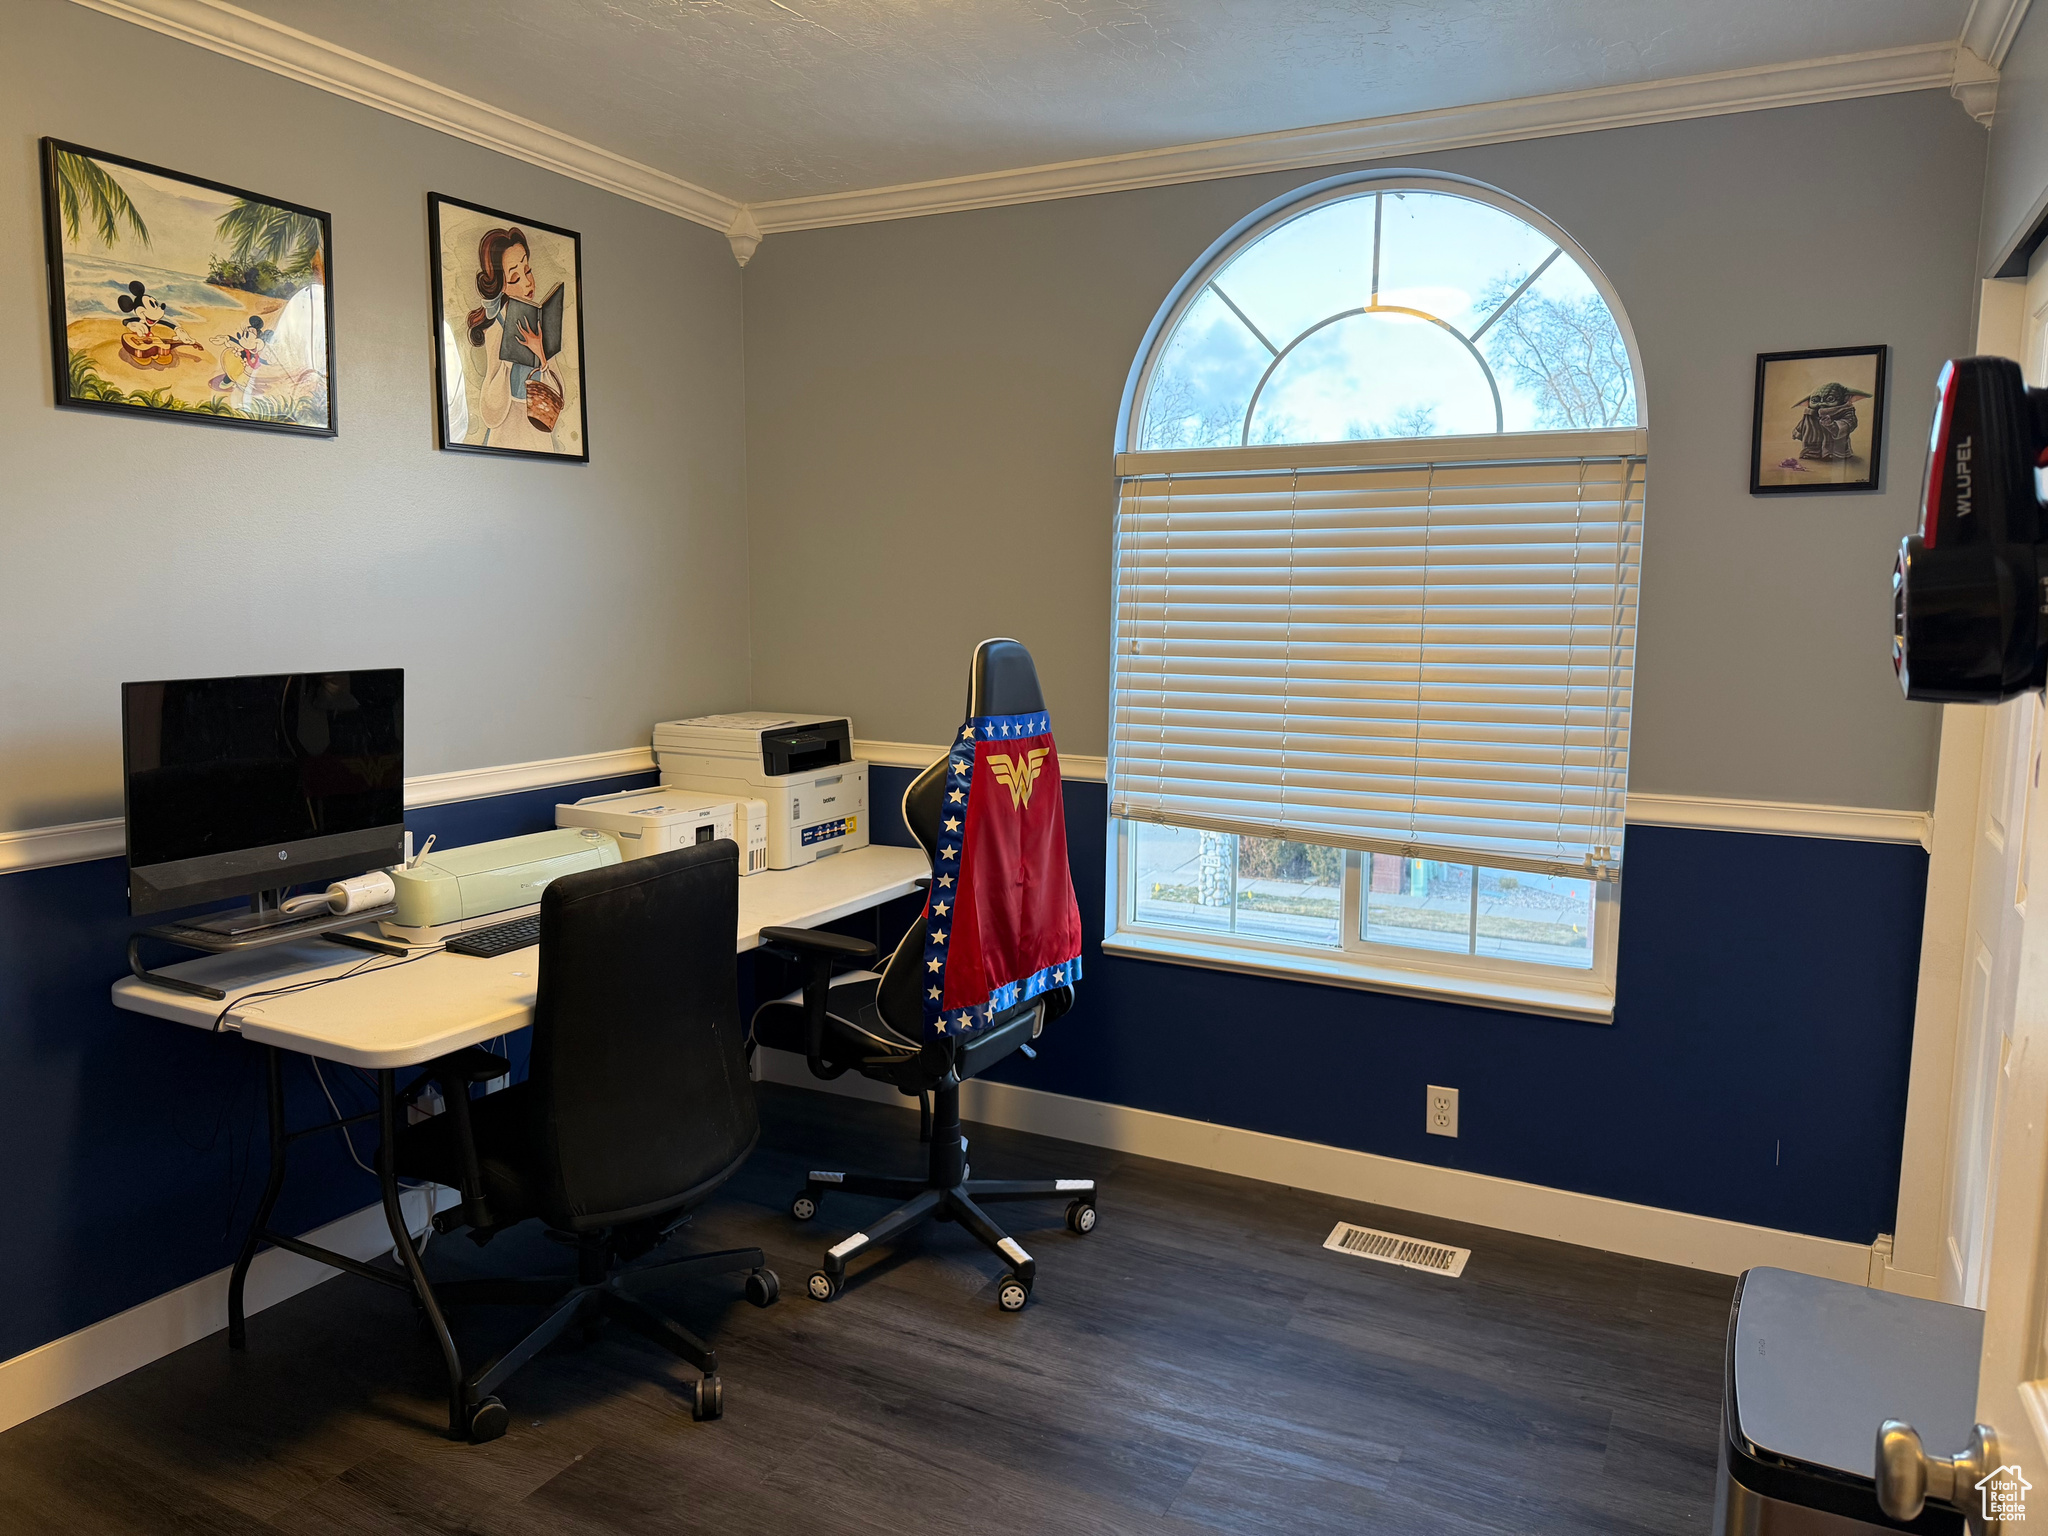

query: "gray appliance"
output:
1716 1267 1982 1533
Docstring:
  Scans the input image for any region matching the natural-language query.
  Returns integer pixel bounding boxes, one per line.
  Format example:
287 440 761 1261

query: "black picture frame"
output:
426 192 590 463
1750 344 1888 495
38 137 336 438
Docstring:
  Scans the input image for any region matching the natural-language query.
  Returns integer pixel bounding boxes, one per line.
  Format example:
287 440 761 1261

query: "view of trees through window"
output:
1138 186 1636 449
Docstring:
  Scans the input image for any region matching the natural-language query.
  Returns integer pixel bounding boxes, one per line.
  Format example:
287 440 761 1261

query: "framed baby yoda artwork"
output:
1750 345 1888 494
427 193 588 462
38 138 335 435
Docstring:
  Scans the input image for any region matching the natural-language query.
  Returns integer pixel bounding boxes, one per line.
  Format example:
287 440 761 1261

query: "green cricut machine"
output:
380 827 620 943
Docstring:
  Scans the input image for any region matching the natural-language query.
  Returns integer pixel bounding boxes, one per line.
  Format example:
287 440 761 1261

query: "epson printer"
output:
654 712 869 869
556 786 769 874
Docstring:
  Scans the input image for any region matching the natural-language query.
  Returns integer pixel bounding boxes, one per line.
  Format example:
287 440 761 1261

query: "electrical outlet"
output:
1427 1085 1459 1138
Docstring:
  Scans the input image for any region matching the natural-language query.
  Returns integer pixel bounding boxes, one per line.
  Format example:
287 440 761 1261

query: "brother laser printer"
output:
653 712 869 869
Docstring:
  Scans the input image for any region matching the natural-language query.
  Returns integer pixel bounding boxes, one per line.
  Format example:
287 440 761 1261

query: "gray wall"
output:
0 0 749 833
743 90 1985 811
1983 7 2048 275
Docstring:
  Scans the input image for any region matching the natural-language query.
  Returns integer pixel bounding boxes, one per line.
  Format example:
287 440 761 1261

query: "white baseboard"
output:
755 1048 1877 1284
0 1187 450 1436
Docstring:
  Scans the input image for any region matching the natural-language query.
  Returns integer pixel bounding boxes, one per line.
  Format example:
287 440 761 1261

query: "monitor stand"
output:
186 890 300 937
128 888 399 1002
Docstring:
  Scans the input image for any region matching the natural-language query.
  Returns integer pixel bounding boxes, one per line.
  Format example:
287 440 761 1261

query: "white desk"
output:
110 841 928 1438
110 844 929 1069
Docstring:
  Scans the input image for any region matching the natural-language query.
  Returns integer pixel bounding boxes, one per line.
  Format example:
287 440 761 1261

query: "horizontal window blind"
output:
1110 441 1645 881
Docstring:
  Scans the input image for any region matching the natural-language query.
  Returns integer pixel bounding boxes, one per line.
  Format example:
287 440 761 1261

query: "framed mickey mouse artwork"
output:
38 138 335 436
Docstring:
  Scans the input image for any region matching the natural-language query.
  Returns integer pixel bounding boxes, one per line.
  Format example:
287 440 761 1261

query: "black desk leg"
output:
377 1068 467 1439
228 1045 288 1350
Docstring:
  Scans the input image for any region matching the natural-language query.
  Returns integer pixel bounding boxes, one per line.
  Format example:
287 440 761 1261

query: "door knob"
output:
1874 1419 2001 1532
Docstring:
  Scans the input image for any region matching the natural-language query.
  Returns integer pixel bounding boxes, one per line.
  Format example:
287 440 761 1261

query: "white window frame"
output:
1104 824 1622 1021
1105 169 1644 1024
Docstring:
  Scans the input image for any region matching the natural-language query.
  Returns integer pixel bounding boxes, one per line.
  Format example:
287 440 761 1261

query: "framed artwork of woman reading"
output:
428 194 588 462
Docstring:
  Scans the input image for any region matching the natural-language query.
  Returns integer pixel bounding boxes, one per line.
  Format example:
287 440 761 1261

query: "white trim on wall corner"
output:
402 746 655 808
744 43 1961 236
753 1050 1878 1284
63 0 739 230
1625 792 1931 848
855 739 1107 782
0 744 1928 876
0 818 127 876
0 746 660 877
856 743 1927 843
0 1188 451 1437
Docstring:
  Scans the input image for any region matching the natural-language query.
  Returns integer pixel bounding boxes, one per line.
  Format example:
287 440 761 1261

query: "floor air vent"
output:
1323 1221 1470 1278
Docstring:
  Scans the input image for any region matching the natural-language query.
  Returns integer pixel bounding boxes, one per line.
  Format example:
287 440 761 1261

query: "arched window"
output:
1134 181 1638 448
1106 173 1645 1018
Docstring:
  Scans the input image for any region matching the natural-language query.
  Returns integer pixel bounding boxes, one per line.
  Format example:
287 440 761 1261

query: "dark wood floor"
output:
0 1085 1733 1534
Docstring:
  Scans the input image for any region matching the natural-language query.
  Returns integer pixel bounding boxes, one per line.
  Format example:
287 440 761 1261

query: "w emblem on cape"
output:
987 747 1050 809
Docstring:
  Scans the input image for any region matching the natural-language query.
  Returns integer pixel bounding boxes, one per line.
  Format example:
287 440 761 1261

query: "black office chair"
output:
752 638 1095 1313
395 841 777 1442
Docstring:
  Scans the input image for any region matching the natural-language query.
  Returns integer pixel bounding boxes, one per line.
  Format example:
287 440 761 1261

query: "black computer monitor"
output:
121 670 405 917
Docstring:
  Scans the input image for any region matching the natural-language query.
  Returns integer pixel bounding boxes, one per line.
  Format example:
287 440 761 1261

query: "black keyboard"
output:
444 913 542 958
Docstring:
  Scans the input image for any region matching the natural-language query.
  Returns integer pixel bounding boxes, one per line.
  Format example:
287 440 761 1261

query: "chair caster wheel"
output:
807 1270 840 1302
690 1374 723 1422
745 1268 780 1308
467 1396 508 1443
997 1274 1032 1313
790 1192 819 1222
1066 1199 1097 1235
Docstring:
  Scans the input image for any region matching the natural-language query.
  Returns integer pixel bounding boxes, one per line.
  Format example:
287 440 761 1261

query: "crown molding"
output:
64 0 738 231
1952 45 2002 127
57 4 1985 254
746 42 1961 237
1962 0 2034 67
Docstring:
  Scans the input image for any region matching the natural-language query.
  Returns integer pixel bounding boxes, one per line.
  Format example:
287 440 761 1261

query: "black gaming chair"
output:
752 638 1096 1313
395 841 778 1441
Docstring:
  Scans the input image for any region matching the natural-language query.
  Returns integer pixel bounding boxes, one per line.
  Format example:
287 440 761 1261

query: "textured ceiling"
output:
231 0 1972 204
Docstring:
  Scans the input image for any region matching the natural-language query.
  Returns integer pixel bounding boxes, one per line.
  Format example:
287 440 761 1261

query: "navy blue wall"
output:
868 765 1928 1248
0 772 650 1366
0 762 1925 1365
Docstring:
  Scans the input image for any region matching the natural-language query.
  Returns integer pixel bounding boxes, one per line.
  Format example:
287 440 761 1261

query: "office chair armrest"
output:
757 927 878 960
757 928 877 1081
